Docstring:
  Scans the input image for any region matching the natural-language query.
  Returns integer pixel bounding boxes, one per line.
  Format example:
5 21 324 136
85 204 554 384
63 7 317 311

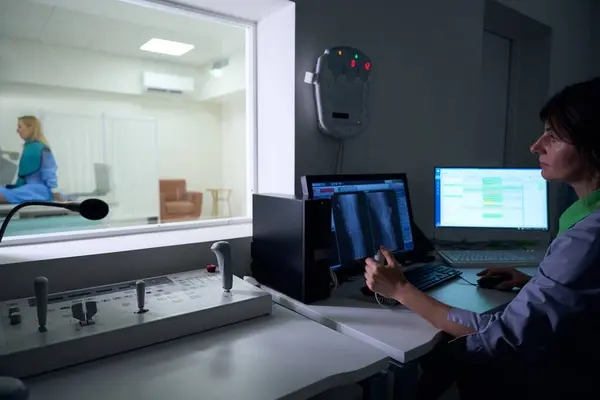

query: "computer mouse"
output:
477 274 510 289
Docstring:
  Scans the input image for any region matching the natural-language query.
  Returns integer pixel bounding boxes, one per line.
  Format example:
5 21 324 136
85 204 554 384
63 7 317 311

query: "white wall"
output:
200 52 247 101
172 0 291 21
0 37 245 102
0 37 249 219
256 3 295 195
294 0 596 236
220 92 247 217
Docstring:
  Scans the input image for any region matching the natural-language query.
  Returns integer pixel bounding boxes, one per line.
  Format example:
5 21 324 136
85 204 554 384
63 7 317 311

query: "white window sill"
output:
0 219 252 265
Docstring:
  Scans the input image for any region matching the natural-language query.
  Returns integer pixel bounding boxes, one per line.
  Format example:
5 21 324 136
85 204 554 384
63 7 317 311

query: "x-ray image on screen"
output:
366 190 404 252
332 191 374 264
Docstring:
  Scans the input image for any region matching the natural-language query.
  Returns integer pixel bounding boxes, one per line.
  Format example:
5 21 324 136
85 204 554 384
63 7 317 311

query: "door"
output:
481 30 512 167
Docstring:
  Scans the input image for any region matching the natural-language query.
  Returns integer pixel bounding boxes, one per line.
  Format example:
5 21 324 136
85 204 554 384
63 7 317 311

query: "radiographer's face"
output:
530 122 586 182
16 120 31 140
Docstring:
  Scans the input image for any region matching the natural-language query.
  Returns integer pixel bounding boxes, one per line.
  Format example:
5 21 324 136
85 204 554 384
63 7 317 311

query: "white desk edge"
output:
259 267 536 363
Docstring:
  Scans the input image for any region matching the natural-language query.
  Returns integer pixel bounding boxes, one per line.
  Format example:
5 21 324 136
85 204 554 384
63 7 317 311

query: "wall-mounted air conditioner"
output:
142 71 195 94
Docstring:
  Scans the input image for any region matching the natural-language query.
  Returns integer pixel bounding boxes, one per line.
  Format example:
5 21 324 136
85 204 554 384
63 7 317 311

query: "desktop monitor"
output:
301 174 419 269
434 167 549 240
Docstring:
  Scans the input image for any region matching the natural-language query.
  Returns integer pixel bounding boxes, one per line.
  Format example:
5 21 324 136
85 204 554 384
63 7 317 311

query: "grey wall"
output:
0 238 251 301
295 0 597 237
495 0 595 92
593 1 600 76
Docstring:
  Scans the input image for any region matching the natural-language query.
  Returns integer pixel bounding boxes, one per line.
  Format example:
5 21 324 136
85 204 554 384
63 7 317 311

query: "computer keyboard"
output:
404 264 462 291
360 264 462 304
438 249 545 268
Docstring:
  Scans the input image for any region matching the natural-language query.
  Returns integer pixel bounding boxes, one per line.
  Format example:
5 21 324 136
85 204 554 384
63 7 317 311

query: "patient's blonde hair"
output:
18 116 50 147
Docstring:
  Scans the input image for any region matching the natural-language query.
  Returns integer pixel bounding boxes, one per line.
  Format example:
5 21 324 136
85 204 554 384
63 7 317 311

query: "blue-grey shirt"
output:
448 208 600 395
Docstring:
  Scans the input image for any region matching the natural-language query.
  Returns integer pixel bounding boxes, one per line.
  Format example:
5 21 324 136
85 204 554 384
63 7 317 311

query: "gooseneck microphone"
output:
0 200 108 397
0 198 109 243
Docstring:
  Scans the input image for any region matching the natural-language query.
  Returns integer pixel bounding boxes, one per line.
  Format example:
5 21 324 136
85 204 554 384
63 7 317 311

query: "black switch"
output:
8 307 21 325
85 301 98 320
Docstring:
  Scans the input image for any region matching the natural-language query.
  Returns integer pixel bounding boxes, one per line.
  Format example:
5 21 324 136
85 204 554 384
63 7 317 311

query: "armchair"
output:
159 179 203 222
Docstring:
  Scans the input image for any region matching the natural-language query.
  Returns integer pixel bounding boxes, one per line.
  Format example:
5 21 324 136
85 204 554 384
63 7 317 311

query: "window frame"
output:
0 0 258 247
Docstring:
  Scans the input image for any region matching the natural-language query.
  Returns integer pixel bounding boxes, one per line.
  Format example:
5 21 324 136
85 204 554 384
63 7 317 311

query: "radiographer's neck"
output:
571 179 600 199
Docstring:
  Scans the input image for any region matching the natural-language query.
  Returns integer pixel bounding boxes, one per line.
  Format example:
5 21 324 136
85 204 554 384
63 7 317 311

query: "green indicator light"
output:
354 53 358 59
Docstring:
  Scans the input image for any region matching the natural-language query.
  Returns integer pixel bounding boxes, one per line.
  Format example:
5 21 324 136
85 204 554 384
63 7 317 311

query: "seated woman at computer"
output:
0 116 64 204
365 77 600 399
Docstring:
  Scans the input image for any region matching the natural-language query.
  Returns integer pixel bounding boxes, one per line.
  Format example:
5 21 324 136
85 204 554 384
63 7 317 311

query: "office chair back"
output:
93 163 110 196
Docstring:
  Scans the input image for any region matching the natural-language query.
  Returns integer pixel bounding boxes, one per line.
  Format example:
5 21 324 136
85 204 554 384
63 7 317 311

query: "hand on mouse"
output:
477 267 531 290
364 246 408 299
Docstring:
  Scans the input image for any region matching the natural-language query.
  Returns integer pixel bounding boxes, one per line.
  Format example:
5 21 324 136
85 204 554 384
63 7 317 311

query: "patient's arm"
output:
40 150 58 188
40 150 63 200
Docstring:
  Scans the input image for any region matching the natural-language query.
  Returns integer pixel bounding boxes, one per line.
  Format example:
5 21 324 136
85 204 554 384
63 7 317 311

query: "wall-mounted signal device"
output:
304 46 372 140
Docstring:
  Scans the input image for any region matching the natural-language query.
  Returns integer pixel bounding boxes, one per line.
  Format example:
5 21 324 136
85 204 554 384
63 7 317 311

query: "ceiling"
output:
175 0 292 22
0 0 247 68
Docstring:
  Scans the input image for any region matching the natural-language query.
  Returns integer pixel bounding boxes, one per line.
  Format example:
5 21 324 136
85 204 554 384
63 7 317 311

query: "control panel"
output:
0 268 271 378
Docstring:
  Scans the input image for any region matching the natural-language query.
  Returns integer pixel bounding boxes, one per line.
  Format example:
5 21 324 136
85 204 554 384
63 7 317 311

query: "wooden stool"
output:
207 189 232 217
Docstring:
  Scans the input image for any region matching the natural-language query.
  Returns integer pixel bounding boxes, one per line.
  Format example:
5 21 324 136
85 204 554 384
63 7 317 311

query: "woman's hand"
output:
477 267 531 290
364 246 409 299
367 247 475 337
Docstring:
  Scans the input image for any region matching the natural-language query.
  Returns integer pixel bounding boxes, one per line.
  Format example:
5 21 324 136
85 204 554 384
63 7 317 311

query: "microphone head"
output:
79 198 109 220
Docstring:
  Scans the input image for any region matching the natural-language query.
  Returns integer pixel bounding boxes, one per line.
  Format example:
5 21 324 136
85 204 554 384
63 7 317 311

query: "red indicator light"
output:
365 62 371 71
351 59 356 68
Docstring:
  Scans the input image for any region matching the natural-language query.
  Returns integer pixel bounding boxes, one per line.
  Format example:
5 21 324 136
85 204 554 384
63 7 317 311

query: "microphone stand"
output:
0 201 75 243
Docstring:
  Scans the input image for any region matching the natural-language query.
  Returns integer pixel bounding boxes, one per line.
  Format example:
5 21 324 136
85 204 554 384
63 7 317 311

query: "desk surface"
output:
26 305 389 400
267 266 538 363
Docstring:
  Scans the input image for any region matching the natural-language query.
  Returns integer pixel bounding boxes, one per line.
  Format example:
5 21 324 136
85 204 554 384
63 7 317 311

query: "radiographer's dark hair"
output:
539 77 600 173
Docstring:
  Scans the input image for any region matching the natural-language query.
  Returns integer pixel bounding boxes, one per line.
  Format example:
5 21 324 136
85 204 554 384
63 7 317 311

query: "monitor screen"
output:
434 168 548 230
310 177 415 269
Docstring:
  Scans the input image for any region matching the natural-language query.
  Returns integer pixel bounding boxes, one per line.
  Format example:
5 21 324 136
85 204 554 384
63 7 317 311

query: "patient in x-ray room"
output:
0 116 64 204
332 192 374 264
366 190 404 252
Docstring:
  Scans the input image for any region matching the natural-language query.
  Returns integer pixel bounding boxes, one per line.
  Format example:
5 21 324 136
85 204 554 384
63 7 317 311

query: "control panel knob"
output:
71 302 98 326
71 303 86 324
8 307 21 325
33 277 48 333
0 376 29 400
210 241 233 292
85 301 98 322
136 280 148 313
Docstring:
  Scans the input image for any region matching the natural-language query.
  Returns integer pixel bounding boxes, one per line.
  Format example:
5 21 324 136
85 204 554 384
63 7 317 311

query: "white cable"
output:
374 292 396 309
375 292 385 307
329 269 339 289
